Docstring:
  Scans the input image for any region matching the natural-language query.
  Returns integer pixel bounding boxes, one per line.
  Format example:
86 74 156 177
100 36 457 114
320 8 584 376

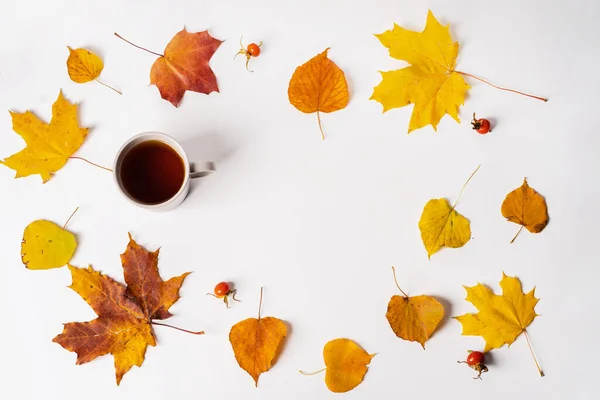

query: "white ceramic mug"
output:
113 132 214 211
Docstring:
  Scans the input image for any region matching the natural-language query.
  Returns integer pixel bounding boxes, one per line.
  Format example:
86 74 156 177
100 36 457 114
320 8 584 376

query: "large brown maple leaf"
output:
53 233 192 385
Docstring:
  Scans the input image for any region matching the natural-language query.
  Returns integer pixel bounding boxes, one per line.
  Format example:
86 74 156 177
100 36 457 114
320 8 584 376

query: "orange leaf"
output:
385 267 444 348
501 178 549 243
229 288 287 386
387 296 444 348
53 234 193 385
149 28 222 107
288 48 349 139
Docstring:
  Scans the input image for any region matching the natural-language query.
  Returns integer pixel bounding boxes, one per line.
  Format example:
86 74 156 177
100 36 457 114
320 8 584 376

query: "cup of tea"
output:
113 132 214 211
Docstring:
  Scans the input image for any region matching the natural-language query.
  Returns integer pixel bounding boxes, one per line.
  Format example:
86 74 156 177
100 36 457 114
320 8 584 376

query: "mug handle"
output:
190 161 215 179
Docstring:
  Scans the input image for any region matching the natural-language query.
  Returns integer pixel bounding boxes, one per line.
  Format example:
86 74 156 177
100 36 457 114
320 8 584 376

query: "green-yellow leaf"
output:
418 198 470 259
22 220 77 270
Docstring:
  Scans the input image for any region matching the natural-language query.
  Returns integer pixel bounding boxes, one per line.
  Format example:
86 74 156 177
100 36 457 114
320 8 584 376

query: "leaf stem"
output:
151 321 205 335
114 33 164 57
510 225 525 244
452 164 481 209
455 71 547 102
257 286 264 320
95 79 122 95
62 206 80 230
299 368 326 376
390 266 408 297
523 329 544 377
317 111 325 140
69 157 113 172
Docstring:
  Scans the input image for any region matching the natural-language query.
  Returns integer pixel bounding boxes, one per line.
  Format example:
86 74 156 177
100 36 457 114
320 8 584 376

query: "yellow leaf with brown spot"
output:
21 220 76 270
371 10 469 133
501 178 549 243
0 91 89 183
229 289 287 386
454 273 540 353
66 47 104 83
386 295 444 348
385 267 444 348
53 234 194 385
288 48 349 139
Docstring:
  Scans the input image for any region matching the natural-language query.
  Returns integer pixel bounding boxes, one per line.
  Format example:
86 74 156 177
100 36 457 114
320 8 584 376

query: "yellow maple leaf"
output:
386 267 444 348
300 338 374 393
371 10 470 133
1 91 89 183
288 48 349 139
418 165 479 258
229 288 287 386
454 273 544 376
501 178 549 243
21 220 76 270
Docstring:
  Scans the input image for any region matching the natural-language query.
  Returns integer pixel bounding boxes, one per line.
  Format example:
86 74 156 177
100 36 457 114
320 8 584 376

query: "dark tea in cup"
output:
119 140 185 204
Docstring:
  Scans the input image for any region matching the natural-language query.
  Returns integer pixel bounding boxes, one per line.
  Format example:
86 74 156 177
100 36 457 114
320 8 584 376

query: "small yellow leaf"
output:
371 10 470 133
323 338 374 393
67 47 104 83
386 295 444 348
418 198 470 258
501 178 549 242
22 220 77 270
288 48 349 139
454 273 540 352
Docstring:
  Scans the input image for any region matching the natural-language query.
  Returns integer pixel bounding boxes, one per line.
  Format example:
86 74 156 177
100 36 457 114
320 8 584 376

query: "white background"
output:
0 0 598 398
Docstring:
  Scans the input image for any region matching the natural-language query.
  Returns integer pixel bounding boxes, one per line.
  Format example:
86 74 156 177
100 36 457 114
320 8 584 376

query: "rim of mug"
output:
113 131 190 209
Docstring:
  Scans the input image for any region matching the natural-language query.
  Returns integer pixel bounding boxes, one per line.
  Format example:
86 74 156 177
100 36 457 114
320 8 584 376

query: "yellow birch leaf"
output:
418 166 479 258
0 91 89 183
21 220 77 270
386 267 444 348
418 198 471 259
66 47 104 83
371 10 470 133
300 338 374 393
288 48 349 139
229 288 287 386
501 178 549 243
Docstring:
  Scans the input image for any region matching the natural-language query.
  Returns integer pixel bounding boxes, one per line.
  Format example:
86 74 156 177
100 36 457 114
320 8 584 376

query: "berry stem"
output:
523 329 545 377
151 321 204 335
390 266 408 297
299 368 327 376
510 225 525 244
257 286 264 320
95 79 122 95
62 206 80 230
453 164 481 209
455 71 547 102
114 33 164 57
317 111 325 140
69 157 113 172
